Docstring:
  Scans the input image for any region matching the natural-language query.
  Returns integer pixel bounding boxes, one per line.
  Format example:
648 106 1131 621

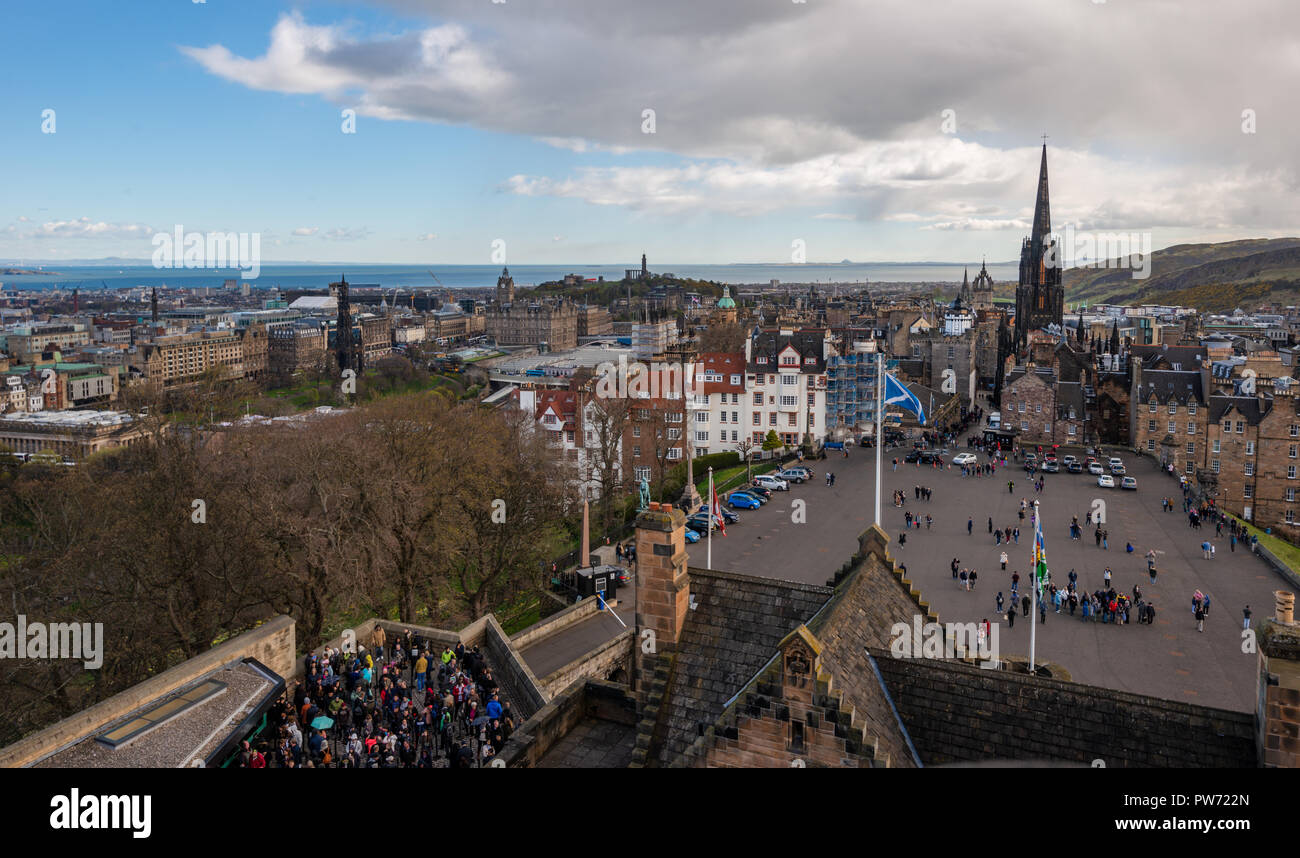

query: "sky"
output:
2 0 1298 266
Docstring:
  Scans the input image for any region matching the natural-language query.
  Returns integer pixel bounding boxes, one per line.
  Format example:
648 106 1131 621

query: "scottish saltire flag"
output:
883 372 926 424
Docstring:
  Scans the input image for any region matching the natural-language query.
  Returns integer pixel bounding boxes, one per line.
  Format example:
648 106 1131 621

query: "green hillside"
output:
1064 237 1300 306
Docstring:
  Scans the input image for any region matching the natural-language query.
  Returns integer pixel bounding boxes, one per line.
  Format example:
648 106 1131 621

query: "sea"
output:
0 262 1019 293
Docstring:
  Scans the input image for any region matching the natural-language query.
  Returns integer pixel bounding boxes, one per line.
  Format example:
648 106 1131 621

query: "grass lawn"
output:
1225 513 1300 575
696 461 780 498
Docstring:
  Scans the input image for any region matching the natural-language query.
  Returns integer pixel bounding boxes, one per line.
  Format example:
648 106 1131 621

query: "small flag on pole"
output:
1034 524 1048 586
711 474 726 537
883 372 926 425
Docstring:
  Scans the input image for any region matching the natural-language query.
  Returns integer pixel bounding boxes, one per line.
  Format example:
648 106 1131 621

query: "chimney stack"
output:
633 500 688 694
1256 590 1300 767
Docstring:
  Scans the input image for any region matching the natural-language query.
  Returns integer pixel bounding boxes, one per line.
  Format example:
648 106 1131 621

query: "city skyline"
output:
3 0 1298 266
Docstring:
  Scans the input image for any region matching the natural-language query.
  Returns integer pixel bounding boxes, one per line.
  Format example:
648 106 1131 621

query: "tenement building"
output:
487 298 580 351
1203 389 1300 531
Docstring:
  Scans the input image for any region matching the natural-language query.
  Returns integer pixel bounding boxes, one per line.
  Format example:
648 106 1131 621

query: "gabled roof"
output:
1136 369 1205 406
748 329 826 374
698 352 746 394
655 569 830 766
1207 393 1273 426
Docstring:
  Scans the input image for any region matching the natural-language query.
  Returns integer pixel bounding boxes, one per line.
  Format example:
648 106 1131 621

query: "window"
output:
1148 420 1157 432
753 392 763 405
1292 445 1298 459
809 413 815 426
807 393 816 407
1244 484 1254 498
718 412 727 423
731 431 738 442
756 375 764 386
1045 423 1052 434
1223 420 1231 432
731 412 738 423
1021 421 1029 431
1287 488 1296 502
947 346 955 359
780 374 797 385
696 431 709 442
780 395 798 407
1168 403 1178 415
1246 441 1255 455
1187 422 1195 435
1245 462 1255 476
1288 510 1296 525
1188 404 1197 416
1185 461 1194 474
667 448 682 460
1150 402 1158 413
730 376 741 388
1237 420 1245 433
633 447 642 460
1068 424 1077 436
1148 439 1156 451
667 428 681 441
1212 440 1220 453
757 356 768 365
1018 402 1025 413
752 413 761 425
1292 424 1299 437
696 411 709 423
633 425 641 438
769 413 777 425
1035 404 1042 414
1184 442 1194 455
1212 459 1220 473
787 414 797 426
1289 465 1297 480
781 354 797 366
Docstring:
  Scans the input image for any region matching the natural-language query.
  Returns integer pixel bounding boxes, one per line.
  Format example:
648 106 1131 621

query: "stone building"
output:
1202 390 1300 531
267 321 327 376
486 298 580 351
1002 365 1084 446
1130 367 1209 476
746 328 829 448
138 325 267 386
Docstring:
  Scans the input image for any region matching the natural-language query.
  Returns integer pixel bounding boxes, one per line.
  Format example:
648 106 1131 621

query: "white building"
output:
691 352 747 457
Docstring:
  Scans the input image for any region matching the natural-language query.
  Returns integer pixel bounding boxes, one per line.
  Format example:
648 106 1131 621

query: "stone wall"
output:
508 596 599 652
0 615 295 769
496 679 637 768
480 615 547 720
873 648 1257 767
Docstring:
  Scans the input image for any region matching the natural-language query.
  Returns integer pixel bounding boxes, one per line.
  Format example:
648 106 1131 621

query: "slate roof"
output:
1130 344 1206 372
747 329 827 375
655 568 830 766
873 652 1258 767
1207 393 1273 426
1135 369 1205 405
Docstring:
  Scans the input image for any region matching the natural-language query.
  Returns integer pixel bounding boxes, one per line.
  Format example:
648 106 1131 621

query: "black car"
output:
746 483 773 500
904 450 922 463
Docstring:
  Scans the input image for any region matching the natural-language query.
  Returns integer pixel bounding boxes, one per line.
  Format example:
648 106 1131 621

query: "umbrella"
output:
470 715 491 728
310 715 335 730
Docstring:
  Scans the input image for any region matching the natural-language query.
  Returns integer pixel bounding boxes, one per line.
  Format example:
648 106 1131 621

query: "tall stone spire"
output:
1030 143 1052 256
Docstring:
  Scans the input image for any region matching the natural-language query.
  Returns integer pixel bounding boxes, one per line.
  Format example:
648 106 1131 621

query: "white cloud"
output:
179 2 1300 240
23 217 154 239
416 232 437 241
292 227 319 236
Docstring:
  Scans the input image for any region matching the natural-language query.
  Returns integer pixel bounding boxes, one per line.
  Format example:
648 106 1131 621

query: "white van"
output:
988 411 1001 429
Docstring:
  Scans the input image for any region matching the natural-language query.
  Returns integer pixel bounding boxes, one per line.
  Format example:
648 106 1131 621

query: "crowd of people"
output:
237 627 518 769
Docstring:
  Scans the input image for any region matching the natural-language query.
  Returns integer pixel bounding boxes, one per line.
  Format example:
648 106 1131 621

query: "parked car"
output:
1041 461 1059 473
952 452 978 466
745 483 773 500
1043 454 1058 465
753 474 789 491
1097 474 1116 488
1088 462 1105 475
683 527 701 543
727 492 763 510
1121 476 1138 490
698 504 740 524
1062 455 1078 467
1066 462 1084 474
1110 464 1127 475
686 513 721 533
776 468 810 483
1108 457 1124 470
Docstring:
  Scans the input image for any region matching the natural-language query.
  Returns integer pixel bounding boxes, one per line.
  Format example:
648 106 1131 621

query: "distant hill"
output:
1063 237 1300 308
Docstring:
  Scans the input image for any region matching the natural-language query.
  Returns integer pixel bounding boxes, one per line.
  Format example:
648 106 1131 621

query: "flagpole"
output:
874 349 882 527
1030 499 1040 673
707 466 713 570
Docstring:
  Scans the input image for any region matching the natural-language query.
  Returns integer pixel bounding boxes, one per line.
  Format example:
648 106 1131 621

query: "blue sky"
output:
3 0 1297 265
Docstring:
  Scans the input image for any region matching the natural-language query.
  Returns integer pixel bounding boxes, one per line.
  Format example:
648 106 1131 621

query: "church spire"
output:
1031 143 1052 252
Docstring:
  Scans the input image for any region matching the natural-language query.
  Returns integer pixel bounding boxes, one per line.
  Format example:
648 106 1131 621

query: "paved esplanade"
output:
694 451 1284 712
